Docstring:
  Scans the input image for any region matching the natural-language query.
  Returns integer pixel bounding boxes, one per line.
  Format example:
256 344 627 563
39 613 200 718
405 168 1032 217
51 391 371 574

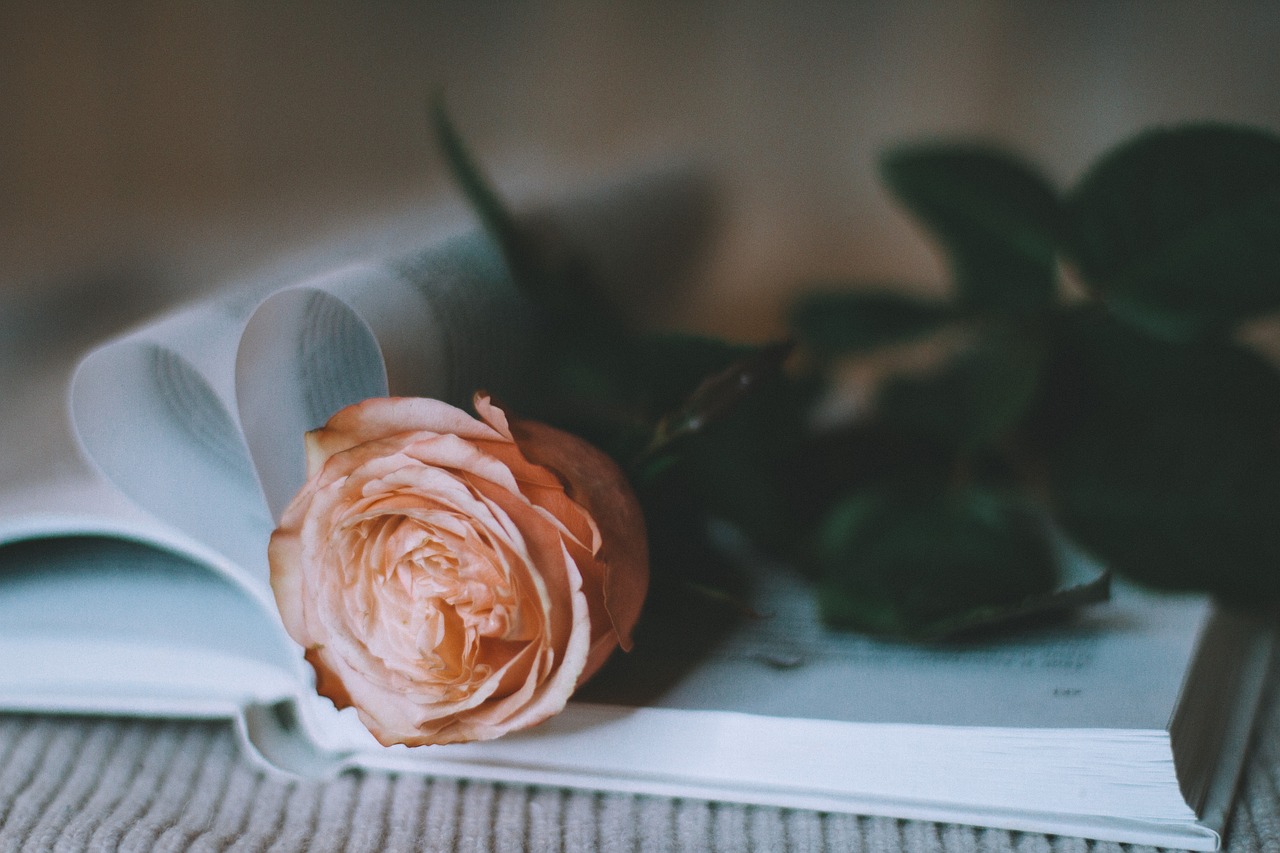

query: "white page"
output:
235 230 515 521
0 532 300 716
579 558 1211 731
66 207 480 586
71 164 719 579
0 356 305 716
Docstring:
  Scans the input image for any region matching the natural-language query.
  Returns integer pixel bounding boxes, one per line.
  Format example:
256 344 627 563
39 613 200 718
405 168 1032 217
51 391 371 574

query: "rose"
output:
268 394 648 746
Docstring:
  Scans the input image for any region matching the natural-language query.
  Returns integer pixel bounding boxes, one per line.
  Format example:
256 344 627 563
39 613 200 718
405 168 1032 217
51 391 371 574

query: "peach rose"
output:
268 394 648 746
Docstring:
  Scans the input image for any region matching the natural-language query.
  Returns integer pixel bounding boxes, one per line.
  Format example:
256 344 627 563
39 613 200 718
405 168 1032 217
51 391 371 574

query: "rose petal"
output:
508 417 649 652
268 523 310 644
306 397 505 477
473 392 515 441
304 646 354 710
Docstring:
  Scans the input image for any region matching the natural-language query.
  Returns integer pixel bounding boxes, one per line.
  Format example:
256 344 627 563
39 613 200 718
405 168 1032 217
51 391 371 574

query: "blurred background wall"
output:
4 0 1280 340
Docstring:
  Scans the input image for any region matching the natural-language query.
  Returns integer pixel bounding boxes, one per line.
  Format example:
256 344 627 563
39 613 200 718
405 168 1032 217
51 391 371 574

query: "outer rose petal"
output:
504 414 649 653
304 397 505 477
304 647 354 710
268 395 649 747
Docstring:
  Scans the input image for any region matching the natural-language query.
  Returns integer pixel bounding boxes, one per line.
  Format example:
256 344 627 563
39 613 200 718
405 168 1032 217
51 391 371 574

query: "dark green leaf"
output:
686 384 812 553
1042 314 1280 599
924 567 1110 640
1030 307 1280 445
790 289 959 356
541 333 754 464
1066 123 1280 340
874 326 1044 454
634 342 814 554
880 143 1064 313
628 333 757 417
784 424 959 532
532 333 805 486
813 487 1061 639
677 439 801 554
1049 408 1280 600
643 339 794 461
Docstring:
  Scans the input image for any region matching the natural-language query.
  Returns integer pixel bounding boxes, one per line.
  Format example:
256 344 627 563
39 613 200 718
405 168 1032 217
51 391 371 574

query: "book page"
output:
0 533 301 714
0 355 306 717
66 200 500 585
578 549 1211 731
235 230 521 521
71 164 719 570
236 166 719 521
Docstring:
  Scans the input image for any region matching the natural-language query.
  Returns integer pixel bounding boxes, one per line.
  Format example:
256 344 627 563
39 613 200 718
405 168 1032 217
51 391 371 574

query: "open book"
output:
0 170 1271 851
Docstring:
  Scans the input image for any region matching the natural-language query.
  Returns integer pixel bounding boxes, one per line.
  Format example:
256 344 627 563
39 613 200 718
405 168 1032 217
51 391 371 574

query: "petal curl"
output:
306 397 505 477
507 416 649 652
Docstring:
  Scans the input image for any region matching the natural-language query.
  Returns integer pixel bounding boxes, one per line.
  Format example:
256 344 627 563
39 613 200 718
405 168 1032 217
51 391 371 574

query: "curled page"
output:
69 165 720 586
0 359 305 719
236 166 719 523
72 307 274 579
234 231 515 521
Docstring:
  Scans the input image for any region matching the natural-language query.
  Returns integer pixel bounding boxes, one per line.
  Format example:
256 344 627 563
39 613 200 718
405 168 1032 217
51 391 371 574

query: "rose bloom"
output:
269 394 648 746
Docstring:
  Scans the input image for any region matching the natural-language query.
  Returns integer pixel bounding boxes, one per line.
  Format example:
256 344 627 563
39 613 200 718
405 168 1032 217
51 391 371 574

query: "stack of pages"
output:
0 171 1271 851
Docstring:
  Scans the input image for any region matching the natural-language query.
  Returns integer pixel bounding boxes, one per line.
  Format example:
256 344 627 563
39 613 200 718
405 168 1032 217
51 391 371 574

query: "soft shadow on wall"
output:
3 0 1280 339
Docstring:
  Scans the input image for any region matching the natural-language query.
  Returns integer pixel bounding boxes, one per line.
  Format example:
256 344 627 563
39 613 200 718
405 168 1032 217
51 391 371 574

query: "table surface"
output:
1 668 1278 853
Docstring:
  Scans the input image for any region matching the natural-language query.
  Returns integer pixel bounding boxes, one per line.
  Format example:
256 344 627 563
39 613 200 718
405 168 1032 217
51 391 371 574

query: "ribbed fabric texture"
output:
2 680 1278 853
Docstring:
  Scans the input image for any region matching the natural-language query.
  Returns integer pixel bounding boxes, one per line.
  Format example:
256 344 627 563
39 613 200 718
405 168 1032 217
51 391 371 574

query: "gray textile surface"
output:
2 673 1280 853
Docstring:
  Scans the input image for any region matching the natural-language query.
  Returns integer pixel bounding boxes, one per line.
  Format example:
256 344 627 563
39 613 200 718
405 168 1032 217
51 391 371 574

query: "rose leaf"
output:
1044 372 1280 601
678 435 802 555
790 288 960 357
642 360 812 555
874 327 1043 455
784 423 959 532
1065 122 1280 341
880 143 1064 314
813 487 1063 639
1034 307 1280 430
640 338 796 463
628 332 757 415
